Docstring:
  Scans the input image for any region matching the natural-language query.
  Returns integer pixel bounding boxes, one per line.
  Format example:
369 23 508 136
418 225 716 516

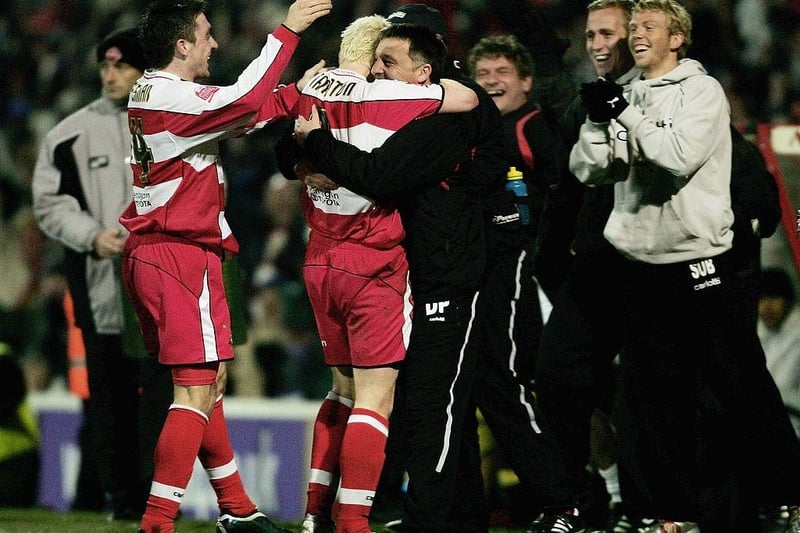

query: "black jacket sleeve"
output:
274 122 302 181
303 113 473 197
730 125 781 238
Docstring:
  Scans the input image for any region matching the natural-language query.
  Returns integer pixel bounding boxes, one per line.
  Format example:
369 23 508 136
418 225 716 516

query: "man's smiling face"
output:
629 9 683 78
472 55 531 116
585 6 633 79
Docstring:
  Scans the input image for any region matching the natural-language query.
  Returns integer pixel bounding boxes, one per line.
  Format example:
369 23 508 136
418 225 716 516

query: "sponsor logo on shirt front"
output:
309 188 340 207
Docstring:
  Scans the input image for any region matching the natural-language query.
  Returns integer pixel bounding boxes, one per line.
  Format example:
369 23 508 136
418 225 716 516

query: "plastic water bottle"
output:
505 166 530 225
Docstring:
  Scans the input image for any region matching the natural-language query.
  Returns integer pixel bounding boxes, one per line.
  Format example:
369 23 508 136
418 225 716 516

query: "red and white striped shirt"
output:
266 68 444 248
120 24 301 254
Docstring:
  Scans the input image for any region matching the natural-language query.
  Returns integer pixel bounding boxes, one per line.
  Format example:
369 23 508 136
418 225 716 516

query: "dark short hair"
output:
378 24 447 82
466 33 533 80
140 0 206 69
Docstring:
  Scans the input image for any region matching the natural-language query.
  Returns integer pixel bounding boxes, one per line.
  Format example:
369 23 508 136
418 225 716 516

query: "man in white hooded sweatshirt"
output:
569 1 800 531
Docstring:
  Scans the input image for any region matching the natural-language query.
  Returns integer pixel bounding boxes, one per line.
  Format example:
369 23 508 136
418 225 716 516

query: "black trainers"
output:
527 508 585 533
216 510 290 533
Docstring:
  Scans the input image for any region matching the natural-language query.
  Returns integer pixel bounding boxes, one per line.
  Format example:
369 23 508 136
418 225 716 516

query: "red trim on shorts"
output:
172 362 220 386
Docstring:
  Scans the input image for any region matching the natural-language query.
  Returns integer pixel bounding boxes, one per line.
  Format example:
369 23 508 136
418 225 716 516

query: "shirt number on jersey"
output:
128 116 153 184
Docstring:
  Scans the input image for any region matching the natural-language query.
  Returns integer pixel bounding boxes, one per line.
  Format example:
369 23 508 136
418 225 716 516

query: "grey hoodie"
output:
569 58 733 264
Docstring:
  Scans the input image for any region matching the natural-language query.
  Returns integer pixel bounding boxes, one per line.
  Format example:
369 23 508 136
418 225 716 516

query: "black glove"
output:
579 77 627 122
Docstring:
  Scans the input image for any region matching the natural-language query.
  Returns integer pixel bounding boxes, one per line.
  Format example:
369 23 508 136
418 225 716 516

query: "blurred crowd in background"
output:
1 0 800 400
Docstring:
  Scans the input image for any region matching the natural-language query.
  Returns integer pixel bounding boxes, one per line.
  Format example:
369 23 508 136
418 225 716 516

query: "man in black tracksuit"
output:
464 34 586 531
277 14 503 530
293 67 502 533
293 51 582 533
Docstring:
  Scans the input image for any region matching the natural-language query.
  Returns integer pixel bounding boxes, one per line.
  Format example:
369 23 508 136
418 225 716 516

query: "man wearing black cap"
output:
32 27 150 520
386 3 462 79
386 3 448 38
293 12 581 533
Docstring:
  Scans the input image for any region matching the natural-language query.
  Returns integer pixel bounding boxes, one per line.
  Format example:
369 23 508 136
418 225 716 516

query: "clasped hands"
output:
579 77 628 123
293 105 337 191
293 104 327 145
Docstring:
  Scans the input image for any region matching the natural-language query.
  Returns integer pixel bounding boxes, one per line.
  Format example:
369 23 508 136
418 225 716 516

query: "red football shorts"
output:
172 363 219 386
303 235 412 368
122 236 235 366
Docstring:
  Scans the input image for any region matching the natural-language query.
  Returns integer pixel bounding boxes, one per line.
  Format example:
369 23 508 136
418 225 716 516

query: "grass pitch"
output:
0 508 525 533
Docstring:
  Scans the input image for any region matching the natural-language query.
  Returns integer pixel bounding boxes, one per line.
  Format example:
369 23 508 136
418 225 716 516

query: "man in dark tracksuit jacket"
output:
464 34 584 530
293 77 500 532
294 76 581 533
287 11 581 532
532 64 644 528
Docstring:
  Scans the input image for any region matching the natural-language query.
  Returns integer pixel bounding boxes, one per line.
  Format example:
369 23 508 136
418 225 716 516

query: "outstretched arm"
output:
282 0 333 34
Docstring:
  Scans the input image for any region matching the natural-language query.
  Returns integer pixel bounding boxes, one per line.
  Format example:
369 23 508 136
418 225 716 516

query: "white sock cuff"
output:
309 468 333 486
338 487 375 507
150 480 186 503
325 390 354 408
598 463 619 480
206 458 238 480
169 403 209 422
347 412 389 436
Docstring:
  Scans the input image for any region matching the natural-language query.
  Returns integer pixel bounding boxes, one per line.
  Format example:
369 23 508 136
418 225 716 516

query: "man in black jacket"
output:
293 43 582 533
291 51 502 533
530 3 644 530
464 33 585 532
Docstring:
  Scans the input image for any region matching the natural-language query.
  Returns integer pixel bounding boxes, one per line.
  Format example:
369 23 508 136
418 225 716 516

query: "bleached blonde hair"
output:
338 15 390 67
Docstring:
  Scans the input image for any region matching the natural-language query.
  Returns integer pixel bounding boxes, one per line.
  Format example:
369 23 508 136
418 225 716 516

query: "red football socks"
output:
306 391 353 517
140 405 208 532
335 408 389 533
199 397 256 516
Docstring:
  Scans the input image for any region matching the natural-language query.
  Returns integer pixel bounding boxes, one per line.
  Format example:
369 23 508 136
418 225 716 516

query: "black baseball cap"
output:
386 3 447 37
96 28 147 72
